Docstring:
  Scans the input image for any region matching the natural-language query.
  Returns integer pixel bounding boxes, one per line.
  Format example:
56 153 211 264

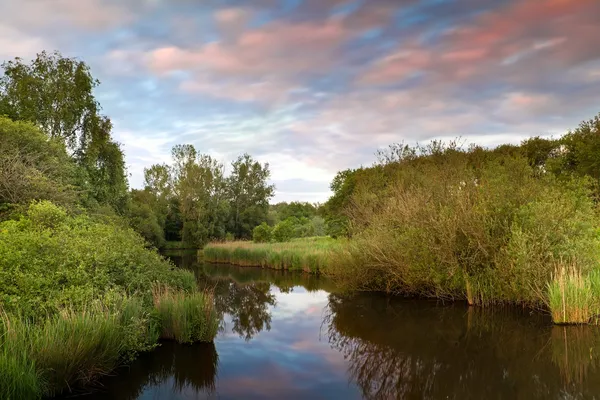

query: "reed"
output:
547 267 600 324
152 285 219 343
202 237 346 273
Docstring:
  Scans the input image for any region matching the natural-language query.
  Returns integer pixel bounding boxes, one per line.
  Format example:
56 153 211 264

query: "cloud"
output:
3 0 600 203
0 0 134 31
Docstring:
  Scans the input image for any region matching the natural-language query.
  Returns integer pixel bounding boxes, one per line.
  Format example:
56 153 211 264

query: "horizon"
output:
2 0 599 203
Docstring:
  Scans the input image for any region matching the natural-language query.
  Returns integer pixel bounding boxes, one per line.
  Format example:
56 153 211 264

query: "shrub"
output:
0 201 196 317
252 222 272 243
272 218 295 242
327 148 600 310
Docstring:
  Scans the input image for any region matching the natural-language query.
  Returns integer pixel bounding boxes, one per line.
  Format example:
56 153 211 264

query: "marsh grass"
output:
547 267 600 324
202 237 347 273
0 334 42 400
0 288 218 398
152 285 219 343
1 305 124 397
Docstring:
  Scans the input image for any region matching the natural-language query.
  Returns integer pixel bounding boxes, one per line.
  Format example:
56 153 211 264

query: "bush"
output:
272 218 295 242
252 222 272 243
0 201 196 317
0 201 220 397
327 148 600 310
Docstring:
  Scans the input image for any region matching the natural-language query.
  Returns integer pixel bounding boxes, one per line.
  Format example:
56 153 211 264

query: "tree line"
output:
0 50 330 248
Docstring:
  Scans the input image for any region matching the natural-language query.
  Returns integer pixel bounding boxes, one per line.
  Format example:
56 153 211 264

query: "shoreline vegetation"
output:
4 49 600 397
202 237 346 273
0 202 218 399
203 113 600 327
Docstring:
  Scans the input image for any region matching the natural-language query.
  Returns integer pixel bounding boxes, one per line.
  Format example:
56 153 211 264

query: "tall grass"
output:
0 334 42 400
0 288 219 398
202 236 347 273
547 267 600 324
152 285 219 343
1 305 124 397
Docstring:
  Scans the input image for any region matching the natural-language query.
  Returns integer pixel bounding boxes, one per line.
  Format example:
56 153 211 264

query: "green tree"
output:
171 145 229 247
227 154 275 239
0 51 129 213
0 117 77 215
272 218 295 242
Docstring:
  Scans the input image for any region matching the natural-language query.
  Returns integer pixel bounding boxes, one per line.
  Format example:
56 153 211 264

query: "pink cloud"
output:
148 18 350 77
358 0 600 85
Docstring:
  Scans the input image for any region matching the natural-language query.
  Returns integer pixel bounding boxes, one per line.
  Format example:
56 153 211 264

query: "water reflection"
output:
73 254 600 399
73 341 218 399
325 293 600 399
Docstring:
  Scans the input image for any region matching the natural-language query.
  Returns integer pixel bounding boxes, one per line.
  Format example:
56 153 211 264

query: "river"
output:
70 251 600 399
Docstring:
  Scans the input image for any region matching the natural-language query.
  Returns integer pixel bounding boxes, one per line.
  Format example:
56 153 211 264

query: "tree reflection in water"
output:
71 341 219 400
324 293 600 400
213 280 276 341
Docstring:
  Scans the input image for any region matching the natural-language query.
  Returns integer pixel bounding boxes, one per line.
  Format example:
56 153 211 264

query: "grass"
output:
0 289 219 398
152 285 219 344
547 267 600 324
202 236 348 273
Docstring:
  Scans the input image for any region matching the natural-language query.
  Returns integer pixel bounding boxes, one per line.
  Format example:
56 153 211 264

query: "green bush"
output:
272 218 295 242
328 148 600 310
0 201 196 317
252 222 272 243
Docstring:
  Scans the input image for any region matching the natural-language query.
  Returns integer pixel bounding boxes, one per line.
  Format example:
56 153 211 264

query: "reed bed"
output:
202 237 347 273
152 285 219 343
547 267 600 325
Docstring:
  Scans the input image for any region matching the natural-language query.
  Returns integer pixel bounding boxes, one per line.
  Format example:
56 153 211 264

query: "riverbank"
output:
202 237 347 273
0 202 218 399
202 235 600 326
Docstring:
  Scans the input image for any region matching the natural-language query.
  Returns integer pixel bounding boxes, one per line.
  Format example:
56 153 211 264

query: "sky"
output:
1 0 600 203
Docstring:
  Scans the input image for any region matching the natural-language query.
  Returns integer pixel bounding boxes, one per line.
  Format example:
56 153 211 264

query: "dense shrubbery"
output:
323 119 600 322
253 216 325 243
0 202 217 398
0 201 196 317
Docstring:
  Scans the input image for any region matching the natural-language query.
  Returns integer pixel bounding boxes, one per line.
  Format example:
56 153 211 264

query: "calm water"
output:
69 251 600 399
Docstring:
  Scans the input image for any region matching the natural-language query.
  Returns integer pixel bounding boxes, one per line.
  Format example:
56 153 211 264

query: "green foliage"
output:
128 190 166 248
272 218 295 242
0 201 196 317
252 222 272 243
227 153 275 239
0 116 77 211
325 138 600 314
0 51 129 214
269 201 319 223
0 201 220 397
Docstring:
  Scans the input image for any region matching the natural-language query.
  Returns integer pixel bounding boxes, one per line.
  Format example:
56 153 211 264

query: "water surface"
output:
72 251 600 399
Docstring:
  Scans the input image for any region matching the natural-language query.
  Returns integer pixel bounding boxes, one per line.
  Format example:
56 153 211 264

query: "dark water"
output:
71 251 600 399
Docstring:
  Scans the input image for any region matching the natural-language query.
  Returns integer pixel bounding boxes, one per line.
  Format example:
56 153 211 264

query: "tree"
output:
227 154 275 239
171 145 229 246
0 51 99 149
0 51 129 213
0 117 77 215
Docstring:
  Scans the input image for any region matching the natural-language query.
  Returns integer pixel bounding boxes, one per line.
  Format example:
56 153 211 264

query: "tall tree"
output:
171 145 229 246
227 154 275 239
0 51 128 213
